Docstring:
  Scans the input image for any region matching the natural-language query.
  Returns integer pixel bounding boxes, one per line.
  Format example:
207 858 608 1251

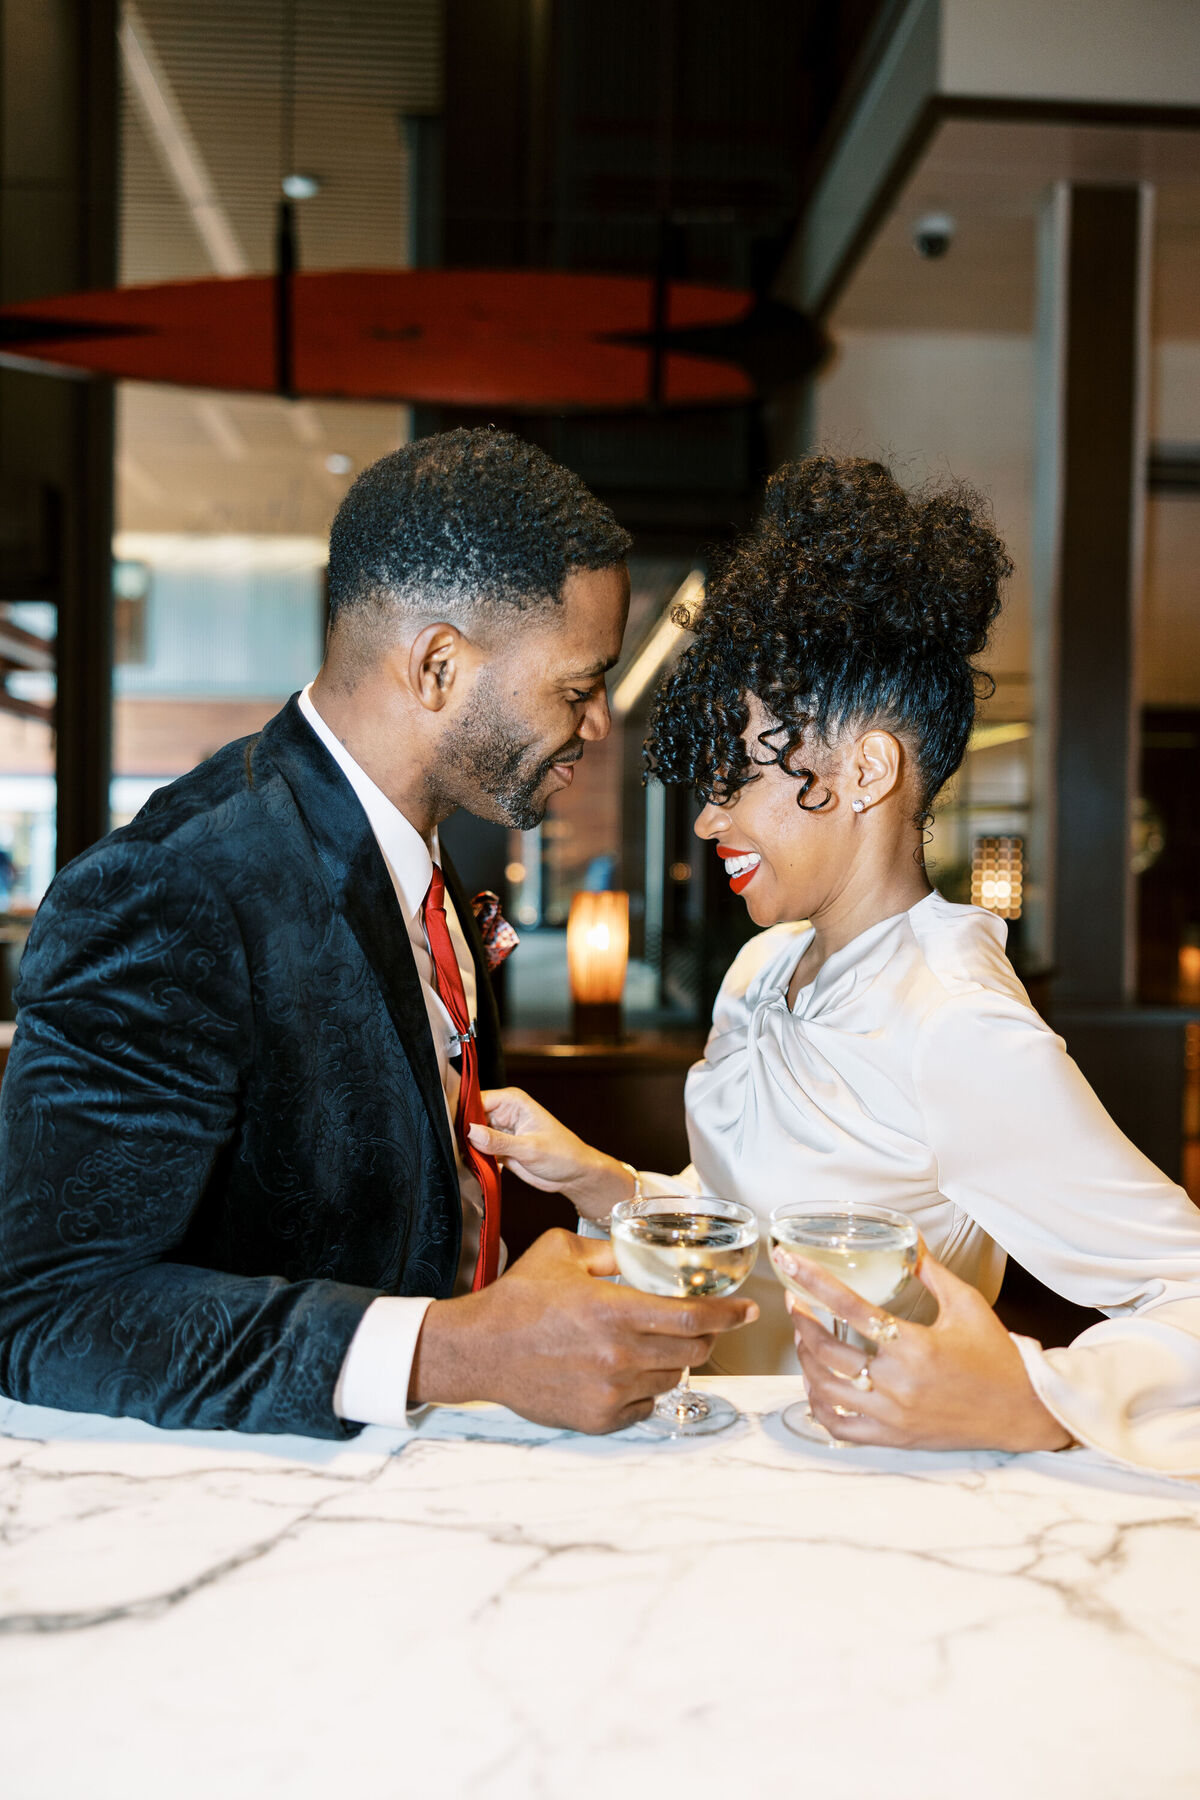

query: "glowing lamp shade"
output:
970 835 1024 921
567 891 629 1043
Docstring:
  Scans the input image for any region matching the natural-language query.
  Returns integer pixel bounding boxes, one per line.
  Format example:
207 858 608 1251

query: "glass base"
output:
779 1398 844 1446
639 1389 739 1438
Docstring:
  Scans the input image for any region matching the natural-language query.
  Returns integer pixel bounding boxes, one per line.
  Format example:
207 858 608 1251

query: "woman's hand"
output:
778 1245 1073 1453
469 1087 635 1220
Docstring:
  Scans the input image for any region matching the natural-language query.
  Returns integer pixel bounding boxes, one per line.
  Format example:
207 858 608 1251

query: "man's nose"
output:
578 686 612 742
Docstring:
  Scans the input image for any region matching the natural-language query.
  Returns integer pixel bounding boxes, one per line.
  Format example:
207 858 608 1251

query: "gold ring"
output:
869 1316 900 1344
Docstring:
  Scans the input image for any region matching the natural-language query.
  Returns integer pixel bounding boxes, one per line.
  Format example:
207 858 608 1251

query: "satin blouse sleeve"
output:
915 987 1200 1475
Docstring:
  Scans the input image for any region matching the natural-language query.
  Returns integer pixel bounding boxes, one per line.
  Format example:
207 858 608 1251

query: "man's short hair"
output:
327 427 632 626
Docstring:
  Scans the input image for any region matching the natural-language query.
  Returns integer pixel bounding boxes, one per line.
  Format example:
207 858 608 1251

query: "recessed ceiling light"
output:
324 452 353 475
282 173 321 200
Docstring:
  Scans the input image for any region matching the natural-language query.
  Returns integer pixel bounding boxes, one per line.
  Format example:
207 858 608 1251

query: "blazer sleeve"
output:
0 838 377 1438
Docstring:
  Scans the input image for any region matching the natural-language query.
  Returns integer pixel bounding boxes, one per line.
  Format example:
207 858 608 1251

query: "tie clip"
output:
447 1023 475 1054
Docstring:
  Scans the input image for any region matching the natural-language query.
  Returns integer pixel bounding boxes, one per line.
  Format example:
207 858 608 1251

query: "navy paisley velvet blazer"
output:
0 696 503 1438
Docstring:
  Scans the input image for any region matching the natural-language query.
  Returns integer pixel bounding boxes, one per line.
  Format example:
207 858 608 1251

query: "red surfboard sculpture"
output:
0 269 765 410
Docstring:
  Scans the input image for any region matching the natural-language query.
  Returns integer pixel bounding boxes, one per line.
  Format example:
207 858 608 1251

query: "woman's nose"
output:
694 803 729 841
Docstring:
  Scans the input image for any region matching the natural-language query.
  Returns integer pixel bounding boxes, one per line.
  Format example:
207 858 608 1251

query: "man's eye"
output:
569 687 595 703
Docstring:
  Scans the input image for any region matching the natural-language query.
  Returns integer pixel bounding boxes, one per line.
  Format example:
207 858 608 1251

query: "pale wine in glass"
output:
769 1200 918 1439
610 1194 758 1436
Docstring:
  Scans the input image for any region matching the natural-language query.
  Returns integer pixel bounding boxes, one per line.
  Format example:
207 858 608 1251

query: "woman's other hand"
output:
470 1087 636 1220
779 1245 1073 1453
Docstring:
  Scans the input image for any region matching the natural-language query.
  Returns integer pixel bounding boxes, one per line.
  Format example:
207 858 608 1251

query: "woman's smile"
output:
717 845 763 894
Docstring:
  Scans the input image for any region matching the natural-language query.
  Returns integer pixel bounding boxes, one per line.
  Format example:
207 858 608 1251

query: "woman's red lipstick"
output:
716 845 761 895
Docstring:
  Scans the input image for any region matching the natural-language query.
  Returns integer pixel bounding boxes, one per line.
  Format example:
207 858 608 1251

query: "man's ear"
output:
407 622 463 712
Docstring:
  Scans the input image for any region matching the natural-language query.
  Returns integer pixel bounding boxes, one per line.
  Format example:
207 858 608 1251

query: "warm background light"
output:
971 835 1024 921
567 890 629 1004
567 890 629 1044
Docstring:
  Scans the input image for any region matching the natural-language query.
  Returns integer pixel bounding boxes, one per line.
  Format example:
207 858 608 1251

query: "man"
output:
0 429 755 1438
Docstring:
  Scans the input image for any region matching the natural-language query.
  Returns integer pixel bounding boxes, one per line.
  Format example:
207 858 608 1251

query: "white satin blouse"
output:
643 892 1200 1477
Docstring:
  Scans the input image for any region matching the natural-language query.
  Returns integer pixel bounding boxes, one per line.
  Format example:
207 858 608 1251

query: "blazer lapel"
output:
257 697 458 1187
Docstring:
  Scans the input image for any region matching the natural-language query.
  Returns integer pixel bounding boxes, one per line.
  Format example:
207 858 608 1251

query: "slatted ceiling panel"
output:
120 94 212 285
116 0 441 532
122 0 442 279
118 384 409 534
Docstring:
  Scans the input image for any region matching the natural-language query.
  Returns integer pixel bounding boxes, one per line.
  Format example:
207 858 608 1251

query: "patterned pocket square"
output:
471 890 520 971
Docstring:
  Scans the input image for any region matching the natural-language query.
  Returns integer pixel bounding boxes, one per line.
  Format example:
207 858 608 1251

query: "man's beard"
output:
442 673 581 830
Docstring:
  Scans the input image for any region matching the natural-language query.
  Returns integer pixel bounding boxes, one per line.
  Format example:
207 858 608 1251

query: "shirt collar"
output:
298 682 438 921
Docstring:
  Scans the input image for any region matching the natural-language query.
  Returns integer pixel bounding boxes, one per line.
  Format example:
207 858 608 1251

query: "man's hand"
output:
778 1244 1072 1453
470 1087 633 1219
410 1229 759 1434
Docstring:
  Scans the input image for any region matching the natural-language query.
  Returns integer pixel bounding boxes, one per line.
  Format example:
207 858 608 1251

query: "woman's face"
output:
692 695 859 928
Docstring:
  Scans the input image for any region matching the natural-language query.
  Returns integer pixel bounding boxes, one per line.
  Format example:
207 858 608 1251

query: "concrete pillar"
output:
0 0 118 869
1030 181 1153 1007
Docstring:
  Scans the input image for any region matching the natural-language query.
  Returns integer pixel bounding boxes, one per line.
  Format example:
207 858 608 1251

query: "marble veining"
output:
3 1381 1200 1799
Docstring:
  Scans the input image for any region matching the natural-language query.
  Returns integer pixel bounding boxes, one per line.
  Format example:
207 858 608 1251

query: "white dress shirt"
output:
638 892 1200 1476
298 685 488 1427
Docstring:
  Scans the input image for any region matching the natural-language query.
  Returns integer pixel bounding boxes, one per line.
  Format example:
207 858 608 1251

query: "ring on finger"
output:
849 1361 873 1393
868 1315 900 1344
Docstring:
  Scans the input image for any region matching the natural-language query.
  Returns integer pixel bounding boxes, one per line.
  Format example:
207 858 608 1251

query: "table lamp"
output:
567 890 629 1044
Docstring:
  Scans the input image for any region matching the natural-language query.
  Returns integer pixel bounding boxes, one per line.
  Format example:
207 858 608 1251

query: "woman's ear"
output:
407 622 462 711
852 728 904 808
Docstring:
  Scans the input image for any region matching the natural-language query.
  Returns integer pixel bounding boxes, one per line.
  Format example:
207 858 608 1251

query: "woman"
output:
470 457 1200 1475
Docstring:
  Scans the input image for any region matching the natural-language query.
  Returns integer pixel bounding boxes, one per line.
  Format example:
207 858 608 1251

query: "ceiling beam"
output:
779 0 1200 321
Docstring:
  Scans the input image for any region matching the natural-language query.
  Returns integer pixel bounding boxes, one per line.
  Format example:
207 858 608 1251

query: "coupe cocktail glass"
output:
610 1194 758 1437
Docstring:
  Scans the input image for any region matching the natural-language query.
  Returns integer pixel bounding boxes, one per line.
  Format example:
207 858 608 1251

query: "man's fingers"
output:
573 1235 618 1278
613 1397 657 1430
617 1291 759 1337
630 1334 716 1370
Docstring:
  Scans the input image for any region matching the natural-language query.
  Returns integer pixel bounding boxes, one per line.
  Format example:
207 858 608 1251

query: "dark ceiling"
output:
419 0 884 548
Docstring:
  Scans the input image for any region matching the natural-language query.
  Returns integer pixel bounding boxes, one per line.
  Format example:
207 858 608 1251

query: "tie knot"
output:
425 863 446 916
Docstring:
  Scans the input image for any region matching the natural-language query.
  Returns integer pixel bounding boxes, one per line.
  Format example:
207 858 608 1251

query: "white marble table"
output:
3 1379 1200 1800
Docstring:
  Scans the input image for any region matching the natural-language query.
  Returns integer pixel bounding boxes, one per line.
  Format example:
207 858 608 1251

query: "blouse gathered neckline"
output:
776 891 942 1017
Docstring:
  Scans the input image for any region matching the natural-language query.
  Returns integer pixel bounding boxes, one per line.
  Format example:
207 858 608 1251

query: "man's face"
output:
443 563 630 829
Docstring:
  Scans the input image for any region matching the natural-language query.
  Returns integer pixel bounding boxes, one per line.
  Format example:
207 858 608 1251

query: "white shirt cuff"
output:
333 1295 435 1428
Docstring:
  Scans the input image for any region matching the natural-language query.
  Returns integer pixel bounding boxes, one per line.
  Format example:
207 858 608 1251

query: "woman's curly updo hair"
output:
644 456 1012 822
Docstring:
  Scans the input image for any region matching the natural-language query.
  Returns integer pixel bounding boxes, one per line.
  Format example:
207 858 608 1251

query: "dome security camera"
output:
912 212 955 259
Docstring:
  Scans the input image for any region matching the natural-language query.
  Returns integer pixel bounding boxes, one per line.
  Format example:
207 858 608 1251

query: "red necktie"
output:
423 864 501 1289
